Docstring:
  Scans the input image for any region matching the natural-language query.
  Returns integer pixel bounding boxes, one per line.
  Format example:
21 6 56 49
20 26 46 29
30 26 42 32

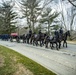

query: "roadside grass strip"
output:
0 45 56 75
67 41 76 45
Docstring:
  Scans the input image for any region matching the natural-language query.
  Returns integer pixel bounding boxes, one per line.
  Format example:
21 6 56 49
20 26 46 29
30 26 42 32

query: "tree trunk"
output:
48 21 50 35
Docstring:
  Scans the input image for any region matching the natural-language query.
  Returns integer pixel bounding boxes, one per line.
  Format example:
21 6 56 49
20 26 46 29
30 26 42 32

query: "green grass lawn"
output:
0 45 56 75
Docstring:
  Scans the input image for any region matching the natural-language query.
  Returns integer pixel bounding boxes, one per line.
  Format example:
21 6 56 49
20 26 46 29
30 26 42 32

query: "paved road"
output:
0 40 76 75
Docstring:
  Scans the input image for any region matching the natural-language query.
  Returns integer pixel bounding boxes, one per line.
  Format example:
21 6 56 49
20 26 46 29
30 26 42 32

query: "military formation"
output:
0 28 70 50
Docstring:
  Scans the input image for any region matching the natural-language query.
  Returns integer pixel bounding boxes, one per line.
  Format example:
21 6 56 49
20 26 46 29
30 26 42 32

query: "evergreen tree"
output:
20 0 42 32
20 0 53 32
39 7 59 35
0 1 18 34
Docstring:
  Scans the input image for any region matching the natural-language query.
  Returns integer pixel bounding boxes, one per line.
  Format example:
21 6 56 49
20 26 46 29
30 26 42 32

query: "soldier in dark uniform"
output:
54 29 59 36
59 27 63 38
38 30 41 34
38 30 42 39
59 27 63 35
29 29 32 34
54 29 59 40
29 29 32 37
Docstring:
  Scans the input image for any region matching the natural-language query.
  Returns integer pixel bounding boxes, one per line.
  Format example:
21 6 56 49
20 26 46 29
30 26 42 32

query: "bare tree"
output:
68 0 76 7
70 13 76 31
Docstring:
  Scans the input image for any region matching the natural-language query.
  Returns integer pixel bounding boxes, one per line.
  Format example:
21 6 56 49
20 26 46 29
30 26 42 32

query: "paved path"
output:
0 40 76 75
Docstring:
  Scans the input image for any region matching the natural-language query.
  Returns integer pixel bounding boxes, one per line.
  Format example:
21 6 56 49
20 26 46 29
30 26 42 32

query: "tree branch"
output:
68 0 76 7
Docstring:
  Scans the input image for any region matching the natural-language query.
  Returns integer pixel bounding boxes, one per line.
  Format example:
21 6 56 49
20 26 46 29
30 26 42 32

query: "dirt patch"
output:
67 41 76 44
0 55 4 67
13 63 34 75
12 56 18 62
